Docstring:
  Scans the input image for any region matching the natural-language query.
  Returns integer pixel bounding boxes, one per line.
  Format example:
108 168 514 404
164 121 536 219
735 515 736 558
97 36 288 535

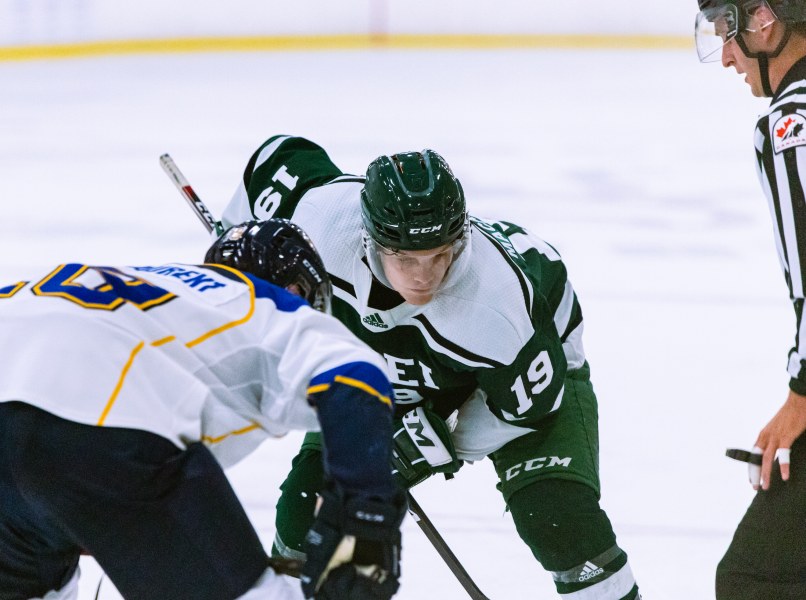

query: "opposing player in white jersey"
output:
221 136 641 600
0 219 405 600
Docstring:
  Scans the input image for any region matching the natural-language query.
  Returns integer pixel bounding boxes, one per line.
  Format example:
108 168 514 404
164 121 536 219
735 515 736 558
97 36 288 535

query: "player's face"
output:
721 36 766 96
718 5 778 97
379 244 454 305
285 283 303 297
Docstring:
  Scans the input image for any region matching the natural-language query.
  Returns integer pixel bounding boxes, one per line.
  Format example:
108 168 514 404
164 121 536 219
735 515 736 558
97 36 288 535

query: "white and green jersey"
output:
223 135 586 459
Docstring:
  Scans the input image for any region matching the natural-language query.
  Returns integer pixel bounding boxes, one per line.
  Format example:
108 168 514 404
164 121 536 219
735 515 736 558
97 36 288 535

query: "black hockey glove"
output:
300 485 406 600
391 406 463 489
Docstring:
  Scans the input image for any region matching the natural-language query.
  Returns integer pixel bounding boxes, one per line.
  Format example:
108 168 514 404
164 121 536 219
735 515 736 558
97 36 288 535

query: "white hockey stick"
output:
159 153 223 236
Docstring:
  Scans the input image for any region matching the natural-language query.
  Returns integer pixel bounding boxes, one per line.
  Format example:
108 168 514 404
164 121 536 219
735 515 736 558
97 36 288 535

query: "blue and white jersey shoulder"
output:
0 263 387 467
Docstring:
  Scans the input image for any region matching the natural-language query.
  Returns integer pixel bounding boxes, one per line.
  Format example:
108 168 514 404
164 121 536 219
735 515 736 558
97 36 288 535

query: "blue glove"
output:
300 485 406 599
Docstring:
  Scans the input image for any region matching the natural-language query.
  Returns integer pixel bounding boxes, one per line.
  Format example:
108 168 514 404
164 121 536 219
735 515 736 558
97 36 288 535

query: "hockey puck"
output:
725 448 763 465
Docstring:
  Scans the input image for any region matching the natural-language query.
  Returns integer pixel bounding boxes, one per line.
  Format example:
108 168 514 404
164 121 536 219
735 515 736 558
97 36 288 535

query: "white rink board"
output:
0 0 693 46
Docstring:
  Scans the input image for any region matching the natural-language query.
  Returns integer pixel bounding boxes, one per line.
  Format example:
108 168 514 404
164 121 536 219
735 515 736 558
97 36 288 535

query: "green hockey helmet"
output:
360 150 467 251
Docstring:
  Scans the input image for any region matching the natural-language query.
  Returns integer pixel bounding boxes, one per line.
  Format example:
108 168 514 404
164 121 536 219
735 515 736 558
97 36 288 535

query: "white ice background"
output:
0 46 786 599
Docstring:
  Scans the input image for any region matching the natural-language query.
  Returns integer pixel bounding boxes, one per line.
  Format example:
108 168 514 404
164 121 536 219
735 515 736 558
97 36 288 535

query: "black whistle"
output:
726 448 763 465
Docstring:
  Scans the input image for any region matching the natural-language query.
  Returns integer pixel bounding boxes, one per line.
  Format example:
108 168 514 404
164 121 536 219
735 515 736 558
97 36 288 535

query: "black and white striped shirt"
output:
755 55 806 394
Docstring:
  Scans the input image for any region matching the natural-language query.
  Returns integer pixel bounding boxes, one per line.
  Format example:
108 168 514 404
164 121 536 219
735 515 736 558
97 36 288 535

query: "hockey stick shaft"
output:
407 493 490 600
159 153 223 235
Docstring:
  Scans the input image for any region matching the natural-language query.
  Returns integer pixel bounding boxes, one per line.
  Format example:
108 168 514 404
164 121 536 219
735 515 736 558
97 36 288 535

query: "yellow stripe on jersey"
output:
97 340 145 426
185 264 255 348
307 376 392 408
335 375 392 407
307 383 330 395
92 266 253 425
202 422 261 444
151 335 176 347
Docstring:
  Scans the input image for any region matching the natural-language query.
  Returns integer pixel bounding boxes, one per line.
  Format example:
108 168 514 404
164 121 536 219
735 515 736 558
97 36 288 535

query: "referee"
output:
696 1 806 598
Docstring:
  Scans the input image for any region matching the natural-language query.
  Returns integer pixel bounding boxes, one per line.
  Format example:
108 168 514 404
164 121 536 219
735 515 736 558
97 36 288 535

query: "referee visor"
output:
695 4 740 62
695 1 777 63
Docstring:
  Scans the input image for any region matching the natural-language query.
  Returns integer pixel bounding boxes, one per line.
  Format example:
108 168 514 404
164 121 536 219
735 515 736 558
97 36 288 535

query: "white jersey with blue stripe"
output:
0 262 389 468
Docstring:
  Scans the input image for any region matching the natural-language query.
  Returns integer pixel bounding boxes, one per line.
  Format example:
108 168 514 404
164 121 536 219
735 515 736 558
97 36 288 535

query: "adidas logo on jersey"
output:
362 312 388 329
578 562 604 582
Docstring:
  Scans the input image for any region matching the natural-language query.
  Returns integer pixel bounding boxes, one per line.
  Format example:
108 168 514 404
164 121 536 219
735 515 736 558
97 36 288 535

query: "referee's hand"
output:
747 390 806 489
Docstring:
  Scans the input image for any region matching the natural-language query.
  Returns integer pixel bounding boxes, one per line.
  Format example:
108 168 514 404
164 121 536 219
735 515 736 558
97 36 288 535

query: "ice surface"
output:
0 47 782 599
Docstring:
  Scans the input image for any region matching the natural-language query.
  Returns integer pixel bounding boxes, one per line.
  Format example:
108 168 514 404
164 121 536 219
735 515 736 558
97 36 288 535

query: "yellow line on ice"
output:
0 34 692 62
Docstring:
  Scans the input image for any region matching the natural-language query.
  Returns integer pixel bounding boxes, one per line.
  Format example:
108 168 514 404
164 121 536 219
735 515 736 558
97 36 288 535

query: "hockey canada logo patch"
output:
773 113 806 154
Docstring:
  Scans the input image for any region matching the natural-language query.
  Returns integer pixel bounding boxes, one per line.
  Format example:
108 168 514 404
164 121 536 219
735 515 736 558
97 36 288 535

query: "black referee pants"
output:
716 433 806 599
0 401 268 600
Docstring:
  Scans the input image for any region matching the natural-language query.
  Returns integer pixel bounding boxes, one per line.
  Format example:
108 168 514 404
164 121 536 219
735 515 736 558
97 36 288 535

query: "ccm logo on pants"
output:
505 456 572 481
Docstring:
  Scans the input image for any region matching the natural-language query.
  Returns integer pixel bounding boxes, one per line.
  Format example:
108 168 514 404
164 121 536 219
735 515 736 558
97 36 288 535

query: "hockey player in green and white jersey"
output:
221 135 641 600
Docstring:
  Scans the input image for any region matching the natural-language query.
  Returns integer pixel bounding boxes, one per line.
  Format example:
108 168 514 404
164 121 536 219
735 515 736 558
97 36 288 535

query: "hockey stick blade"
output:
726 448 763 465
267 556 305 578
407 493 490 600
159 153 223 235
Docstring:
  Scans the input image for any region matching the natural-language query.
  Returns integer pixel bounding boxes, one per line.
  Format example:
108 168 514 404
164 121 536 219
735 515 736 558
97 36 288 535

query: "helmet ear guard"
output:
205 219 332 313
360 150 467 251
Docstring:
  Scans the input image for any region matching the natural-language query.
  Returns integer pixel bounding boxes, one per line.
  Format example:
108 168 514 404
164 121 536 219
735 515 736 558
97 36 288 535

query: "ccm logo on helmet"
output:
408 225 443 234
301 259 323 283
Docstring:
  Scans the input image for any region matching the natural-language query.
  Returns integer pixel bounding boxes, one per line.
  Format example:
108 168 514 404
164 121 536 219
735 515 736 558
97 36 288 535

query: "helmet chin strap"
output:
737 26 792 97
758 52 774 98
759 52 775 96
